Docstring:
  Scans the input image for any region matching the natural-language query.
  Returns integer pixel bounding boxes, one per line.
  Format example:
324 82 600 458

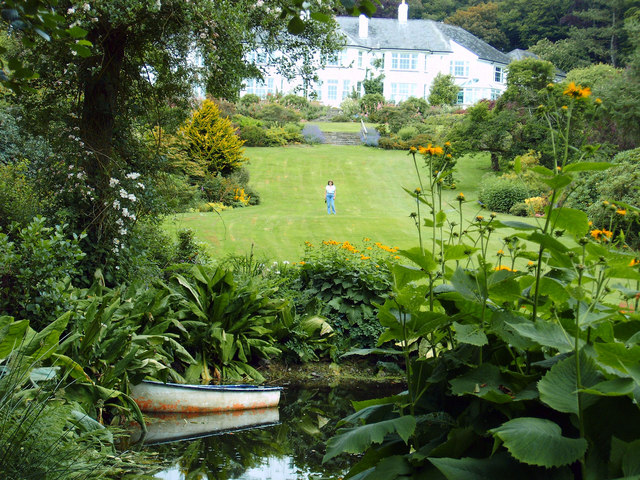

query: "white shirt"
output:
326 185 336 195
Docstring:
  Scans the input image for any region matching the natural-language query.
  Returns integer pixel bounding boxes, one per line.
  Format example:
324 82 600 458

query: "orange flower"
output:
630 258 639 267
617 209 627 216
494 265 516 272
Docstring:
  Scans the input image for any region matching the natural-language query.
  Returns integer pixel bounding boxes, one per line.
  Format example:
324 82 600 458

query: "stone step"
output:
322 131 362 146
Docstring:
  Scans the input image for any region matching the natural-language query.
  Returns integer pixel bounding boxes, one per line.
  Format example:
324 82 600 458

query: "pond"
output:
134 382 404 480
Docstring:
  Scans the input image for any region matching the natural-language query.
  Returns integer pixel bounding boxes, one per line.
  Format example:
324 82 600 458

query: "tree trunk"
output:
78 25 127 263
491 152 500 171
80 26 127 177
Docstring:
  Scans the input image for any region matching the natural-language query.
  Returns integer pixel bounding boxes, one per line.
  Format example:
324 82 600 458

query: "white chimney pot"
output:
359 14 369 38
398 0 408 24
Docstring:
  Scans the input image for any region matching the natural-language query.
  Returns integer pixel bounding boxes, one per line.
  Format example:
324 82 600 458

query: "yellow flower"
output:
527 261 535 267
444 141 451 147
360 255 370 260
364 237 370 242
617 209 627 216
630 258 639 267
595 98 602 104
497 249 505 255
409 146 417 153
494 265 516 272
456 192 465 201
563 81 590 99
299 261 306 265
561 105 568 110
394 255 400 259
590 229 602 239
603 229 613 239
476 215 484 222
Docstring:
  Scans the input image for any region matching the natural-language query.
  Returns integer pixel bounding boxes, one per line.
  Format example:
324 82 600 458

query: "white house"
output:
241 1 512 107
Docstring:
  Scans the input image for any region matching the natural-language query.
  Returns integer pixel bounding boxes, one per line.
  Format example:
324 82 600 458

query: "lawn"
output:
165 145 533 262
306 121 375 133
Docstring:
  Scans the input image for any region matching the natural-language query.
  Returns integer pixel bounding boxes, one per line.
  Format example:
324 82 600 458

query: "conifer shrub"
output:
180 99 247 177
478 176 531 213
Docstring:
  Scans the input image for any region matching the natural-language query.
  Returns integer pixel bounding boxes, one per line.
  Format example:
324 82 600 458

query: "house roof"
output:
336 16 511 65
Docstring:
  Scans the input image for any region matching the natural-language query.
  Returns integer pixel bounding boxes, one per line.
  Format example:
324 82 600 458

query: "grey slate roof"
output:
336 16 511 65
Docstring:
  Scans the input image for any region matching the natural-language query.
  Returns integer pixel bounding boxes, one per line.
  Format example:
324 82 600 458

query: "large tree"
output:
6 0 345 274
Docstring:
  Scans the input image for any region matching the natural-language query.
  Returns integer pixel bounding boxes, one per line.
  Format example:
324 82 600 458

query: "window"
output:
342 80 351 99
456 90 464 104
247 50 267 65
494 66 504 83
244 78 275 97
491 88 501 100
327 79 339 101
357 81 363 96
358 51 363 68
391 53 418 70
450 60 469 77
390 83 416 103
326 50 346 66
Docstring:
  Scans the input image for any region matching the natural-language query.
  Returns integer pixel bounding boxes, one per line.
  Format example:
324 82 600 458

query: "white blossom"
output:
113 199 120 209
137 182 145 190
126 172 141 180
119 188 128 198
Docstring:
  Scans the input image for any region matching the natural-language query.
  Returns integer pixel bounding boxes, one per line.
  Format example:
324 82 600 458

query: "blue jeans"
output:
326 194 336 214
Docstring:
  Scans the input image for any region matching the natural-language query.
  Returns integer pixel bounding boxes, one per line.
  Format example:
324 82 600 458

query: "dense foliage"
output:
324 85 640 479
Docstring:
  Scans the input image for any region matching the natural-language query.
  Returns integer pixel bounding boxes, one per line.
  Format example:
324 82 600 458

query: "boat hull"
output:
131 381 282 413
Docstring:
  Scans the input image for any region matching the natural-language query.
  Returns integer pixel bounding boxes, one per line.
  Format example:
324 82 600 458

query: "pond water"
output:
137 382 404 480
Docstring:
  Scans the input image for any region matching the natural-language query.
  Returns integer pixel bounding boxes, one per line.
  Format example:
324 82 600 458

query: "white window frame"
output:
391 52 418 70
342 80 351 99
358 51 363 68
390 82 416 103
327 79 339 101
494 66 504 83
450 60 469 77
326 50 346 67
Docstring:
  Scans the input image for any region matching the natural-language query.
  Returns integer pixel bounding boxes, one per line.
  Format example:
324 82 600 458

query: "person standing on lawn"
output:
325 180 336 214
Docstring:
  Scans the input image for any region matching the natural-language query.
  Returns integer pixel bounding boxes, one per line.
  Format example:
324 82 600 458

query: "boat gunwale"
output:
139 380 283 392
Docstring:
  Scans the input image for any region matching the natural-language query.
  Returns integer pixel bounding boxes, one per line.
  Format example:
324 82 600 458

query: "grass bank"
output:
165 145 531 261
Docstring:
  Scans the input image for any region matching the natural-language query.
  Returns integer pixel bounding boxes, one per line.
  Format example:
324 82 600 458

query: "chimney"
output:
359 14 369 38
398 0 408 24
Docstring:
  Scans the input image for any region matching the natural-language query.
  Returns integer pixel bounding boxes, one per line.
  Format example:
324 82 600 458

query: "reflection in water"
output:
132 408 280 444
144 383 404 480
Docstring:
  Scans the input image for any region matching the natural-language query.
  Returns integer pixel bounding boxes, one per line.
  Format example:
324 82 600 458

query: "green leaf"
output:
549 208 589 238
490 417 587 467
310 12 331 22
288 16 305 34
0 319 29 360
540 174 573 190
532 165 555 177
452 322 488 346
524 231 568 253
538 351 602 414
562 162 611 172
397 247 438 272
514 155 522 175
444 244 478 261
494 220 539 231
504 318 573 352
450 363 537 403
323 416 416 462
66 25 88 38
436 210 447 226
580 378 636 397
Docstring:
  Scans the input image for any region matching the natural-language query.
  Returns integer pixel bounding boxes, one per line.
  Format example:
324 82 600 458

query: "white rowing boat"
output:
131 380 282 413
